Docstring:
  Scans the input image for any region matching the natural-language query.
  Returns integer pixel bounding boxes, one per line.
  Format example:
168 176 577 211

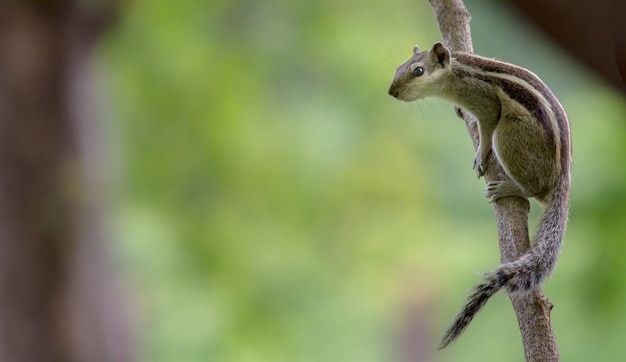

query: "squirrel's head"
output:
388 42 451 101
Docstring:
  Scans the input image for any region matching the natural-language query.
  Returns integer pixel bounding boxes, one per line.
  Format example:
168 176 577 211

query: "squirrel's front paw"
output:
473 151 486 178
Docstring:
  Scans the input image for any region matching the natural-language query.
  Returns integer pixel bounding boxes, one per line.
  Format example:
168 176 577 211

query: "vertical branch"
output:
427 0 559 361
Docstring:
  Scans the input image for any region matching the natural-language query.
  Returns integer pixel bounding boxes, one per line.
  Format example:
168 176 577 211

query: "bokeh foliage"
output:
100 0 626 361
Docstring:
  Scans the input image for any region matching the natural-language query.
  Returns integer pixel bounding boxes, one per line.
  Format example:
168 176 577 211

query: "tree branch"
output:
427 0 559 360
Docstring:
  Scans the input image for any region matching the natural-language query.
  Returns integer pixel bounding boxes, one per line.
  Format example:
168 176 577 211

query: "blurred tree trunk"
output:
0 2 131 362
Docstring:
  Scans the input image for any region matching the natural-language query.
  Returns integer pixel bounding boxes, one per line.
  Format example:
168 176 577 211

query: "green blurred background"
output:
98 0 626 360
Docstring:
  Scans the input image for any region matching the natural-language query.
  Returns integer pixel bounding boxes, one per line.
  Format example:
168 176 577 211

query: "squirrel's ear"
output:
430 42 450 68
413 44 420 55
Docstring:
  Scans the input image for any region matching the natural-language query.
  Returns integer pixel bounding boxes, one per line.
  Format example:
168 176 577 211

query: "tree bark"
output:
427 1 559 361
0 2 131 361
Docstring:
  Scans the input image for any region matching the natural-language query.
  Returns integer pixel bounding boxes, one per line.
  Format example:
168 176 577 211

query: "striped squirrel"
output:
388 42 571 348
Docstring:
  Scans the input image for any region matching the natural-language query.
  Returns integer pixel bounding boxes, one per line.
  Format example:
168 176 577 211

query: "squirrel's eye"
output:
412 66 424 77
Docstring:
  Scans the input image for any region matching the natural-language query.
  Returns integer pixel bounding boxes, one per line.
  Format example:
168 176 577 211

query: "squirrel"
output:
388 42 571 348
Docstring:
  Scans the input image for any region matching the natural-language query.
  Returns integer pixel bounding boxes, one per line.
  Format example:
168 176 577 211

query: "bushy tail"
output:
439 179 570 349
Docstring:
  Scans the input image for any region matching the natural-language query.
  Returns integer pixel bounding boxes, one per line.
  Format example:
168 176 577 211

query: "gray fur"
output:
439 179 569 349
